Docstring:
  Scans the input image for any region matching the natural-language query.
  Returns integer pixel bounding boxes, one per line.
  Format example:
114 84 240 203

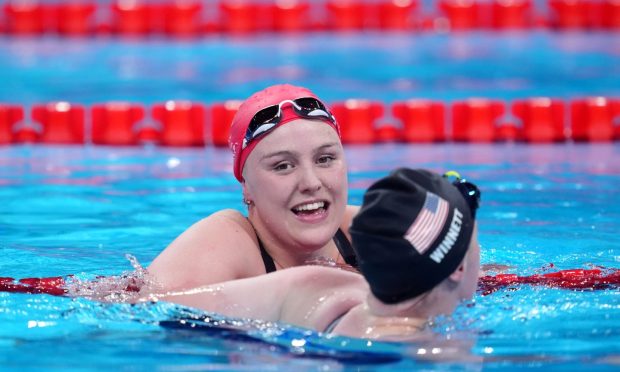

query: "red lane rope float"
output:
451 98 506 142
218 0 265 34
0 276 67 296
269 0 312 33
479 268 620 295
326 0 368 31
376 0 419 31
210 100 242 146
32 102 85 144
2 0 620 35
109 0 163 36
601 0 620 29
548 0 593 30
92 102 146 146
393 99 446 143
374 123 403 143
512 97 566 143
2 96 619 146
152 100 206 147
491 0 534 30
54 1 97 36
438 0 481 31
0 104 24 144
331 99 385 144
162 0 205 37
3 268 620 297
571 97 620 142
3 1 51 35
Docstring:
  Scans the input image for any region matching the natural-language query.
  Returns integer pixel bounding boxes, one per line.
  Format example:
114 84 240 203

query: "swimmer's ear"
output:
241 183 254 206
449 262 466 283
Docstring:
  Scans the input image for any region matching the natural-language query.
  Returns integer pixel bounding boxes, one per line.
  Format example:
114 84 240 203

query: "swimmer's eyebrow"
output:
315 142 341 151
261 150 296 161
261 142 341 160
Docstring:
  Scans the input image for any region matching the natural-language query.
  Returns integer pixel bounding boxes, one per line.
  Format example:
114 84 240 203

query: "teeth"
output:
294 201 325 212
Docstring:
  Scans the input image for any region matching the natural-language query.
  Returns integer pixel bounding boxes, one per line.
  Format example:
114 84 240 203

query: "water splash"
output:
64 254 156 303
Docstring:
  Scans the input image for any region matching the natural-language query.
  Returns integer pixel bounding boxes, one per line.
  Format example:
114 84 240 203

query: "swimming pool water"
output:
1 32 619 105
1 143 619 370
1 25 620 370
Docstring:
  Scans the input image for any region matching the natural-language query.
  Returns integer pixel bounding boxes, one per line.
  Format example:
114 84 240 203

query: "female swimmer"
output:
147 84 359 292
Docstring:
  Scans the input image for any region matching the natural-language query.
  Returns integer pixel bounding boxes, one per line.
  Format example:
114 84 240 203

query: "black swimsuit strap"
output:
258 237 277 274
255 222 358 273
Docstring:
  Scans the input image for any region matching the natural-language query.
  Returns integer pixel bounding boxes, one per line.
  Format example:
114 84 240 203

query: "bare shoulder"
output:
147 209 264 290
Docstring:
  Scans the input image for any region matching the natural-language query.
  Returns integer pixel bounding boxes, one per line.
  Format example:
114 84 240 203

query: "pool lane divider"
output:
2 268 620 297
1 0 619 37
1 97 619 146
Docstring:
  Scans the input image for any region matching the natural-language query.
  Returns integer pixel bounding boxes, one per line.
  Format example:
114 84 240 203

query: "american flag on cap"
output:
403 191 449 254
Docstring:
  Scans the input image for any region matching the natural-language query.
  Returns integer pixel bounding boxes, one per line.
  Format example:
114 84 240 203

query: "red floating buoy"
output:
210 100 242 147
326 0 367 31
54 1 96 35
3 0 51 34
495 122 520 141
548 0 592 29
451 99 505 142
392 99 446 142
110 0 162 35
0 104 24 144
17 276 67 296
91 102 145 145
377 0 418 30
162 0 204 37
570 97 620 142
374 124 403 142
152 100 206 146
438 0 481 31
331 99 384 144
512 97 566 142
600 0 620 29
269 0 311 32
218 0 265 34
491 0 533 29
32 102 85 144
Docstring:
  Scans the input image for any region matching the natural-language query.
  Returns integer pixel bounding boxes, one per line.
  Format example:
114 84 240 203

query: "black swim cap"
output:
350 168 476 304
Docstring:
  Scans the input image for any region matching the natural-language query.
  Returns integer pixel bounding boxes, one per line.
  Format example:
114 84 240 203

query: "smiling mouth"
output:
292 201 329 215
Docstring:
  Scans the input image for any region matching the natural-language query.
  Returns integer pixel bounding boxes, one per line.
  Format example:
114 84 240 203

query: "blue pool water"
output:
1 32 619 105
1 31 620 370
1 143 619 370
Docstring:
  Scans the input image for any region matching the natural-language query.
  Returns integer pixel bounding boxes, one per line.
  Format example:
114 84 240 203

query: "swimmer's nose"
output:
298 165 322 193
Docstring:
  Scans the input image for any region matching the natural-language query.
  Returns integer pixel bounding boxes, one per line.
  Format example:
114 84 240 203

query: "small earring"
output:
243 198 254 206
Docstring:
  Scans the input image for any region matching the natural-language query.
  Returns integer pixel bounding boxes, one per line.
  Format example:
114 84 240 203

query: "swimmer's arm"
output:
146 209 263 291
146 266 364 328
148 266 323 322
279 267 367 330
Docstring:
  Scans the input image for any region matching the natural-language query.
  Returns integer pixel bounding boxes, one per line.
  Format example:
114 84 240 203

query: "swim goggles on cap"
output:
242 97 337 149
444 171 481 218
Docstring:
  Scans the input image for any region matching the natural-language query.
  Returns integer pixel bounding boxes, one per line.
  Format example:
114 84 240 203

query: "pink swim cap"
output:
229 84 340 182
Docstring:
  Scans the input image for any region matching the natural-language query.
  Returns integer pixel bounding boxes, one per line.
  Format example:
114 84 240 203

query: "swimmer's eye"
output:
273 162 294 172
317 155 335 165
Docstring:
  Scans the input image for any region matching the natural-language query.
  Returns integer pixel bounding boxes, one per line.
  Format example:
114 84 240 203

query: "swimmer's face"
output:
242 119 348 250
